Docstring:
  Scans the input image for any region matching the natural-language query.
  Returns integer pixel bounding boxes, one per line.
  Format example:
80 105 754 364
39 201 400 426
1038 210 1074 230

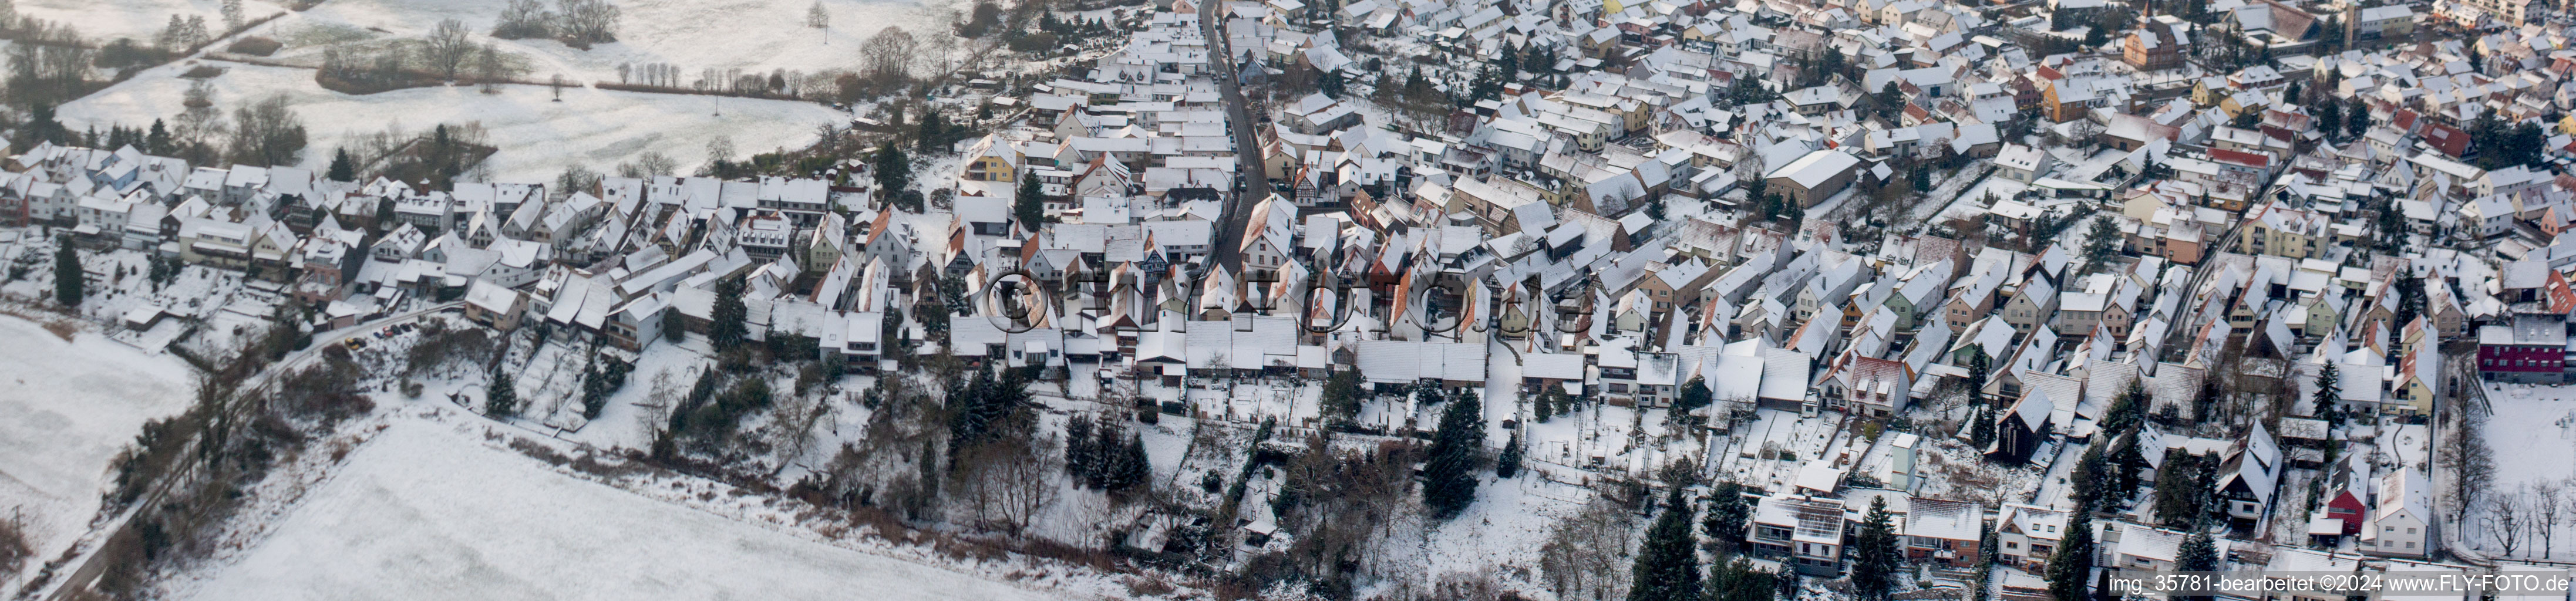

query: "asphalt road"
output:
1200 0 1262 275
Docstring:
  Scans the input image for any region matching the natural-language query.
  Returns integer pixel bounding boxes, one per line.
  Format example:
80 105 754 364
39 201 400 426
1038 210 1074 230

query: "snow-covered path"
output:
1484 335 1524 448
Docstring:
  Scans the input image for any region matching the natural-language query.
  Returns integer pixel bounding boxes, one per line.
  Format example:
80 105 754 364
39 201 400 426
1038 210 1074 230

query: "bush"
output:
406 325 493 376
1007 31 1058 53
0 509 29 576
96 39 172 70
226 36 282 56
272 363 373 423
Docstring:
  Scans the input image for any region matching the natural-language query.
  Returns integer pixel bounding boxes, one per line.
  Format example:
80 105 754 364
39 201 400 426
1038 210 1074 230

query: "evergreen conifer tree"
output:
1496 431 1522 478
1422 389 1485 518
1627 487 1702 601
146 119 173 156
2109 433 2147 502
1678 375 1712 411
2153 453 2210 528
2046 509 2095 601
53 236 82 308
874 145 912 207
1107 434 1151 497
710 277 747 349
1964 347 1992 407
2314 362 2343 427
1703 480 1750 552
1706 556 1778 601
2070 443 2107 510
487 369 519 417
1851 495 1902 600
580 365 609 418
1089 420 1124 489
1321 369 1363 423
1014 174 1045 228
1065 413 1095 484
2176 531 2218 601
328 148 356 181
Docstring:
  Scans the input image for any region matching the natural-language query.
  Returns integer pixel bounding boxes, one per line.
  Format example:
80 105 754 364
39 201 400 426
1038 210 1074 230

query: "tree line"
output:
491 0 622 49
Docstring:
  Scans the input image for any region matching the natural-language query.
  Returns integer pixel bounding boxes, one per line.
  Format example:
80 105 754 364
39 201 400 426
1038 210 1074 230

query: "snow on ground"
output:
1484 337 1528 449
1183 377 1319 425
1708 408 1848 492
1951 177 2028 219
59 62 844 181
1910 168 1990 233
291 0 970 85
2026 441 2086 511
2463 381 2576 560
1419 471 1594 589
0 316 196 592
1911 432 2040 509
561 336 716 452
181 417 1065 601
23 0 293 43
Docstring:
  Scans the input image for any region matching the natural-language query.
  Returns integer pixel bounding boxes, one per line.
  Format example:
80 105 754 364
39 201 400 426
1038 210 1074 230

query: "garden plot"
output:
561 338 714 452
57 62 842 182
180 419 1059 601
0 316 196 593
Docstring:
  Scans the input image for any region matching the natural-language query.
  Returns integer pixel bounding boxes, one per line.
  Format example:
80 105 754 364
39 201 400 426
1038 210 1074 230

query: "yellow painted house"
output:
963 135 1020 183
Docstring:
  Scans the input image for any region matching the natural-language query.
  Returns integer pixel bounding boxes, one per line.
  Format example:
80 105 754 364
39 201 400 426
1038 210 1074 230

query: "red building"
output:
2321 488 2366 536
2477 315 2569 384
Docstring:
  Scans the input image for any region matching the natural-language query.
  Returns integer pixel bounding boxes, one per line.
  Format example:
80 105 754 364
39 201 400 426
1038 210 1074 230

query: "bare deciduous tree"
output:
806 0 829 29
0 507 29 578
1539 497 1640 601
2536 480 2564 559
225 93 307 167
952 435 1058 536
2485 486 2528 558
554 0 621 46
635 369 678 435
491 0 553 39
554 163 598 198
2440 405 2493 525
423 18 474 80
473 42 508 93
858 26 917 87
705 135 735 166
617 150 678 178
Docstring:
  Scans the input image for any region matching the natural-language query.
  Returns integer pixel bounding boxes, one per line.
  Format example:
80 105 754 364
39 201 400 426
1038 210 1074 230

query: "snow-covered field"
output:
183 418 1062 601
59 62 844 181
20 0 292 43
292 0 969 84
0 316 196 588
